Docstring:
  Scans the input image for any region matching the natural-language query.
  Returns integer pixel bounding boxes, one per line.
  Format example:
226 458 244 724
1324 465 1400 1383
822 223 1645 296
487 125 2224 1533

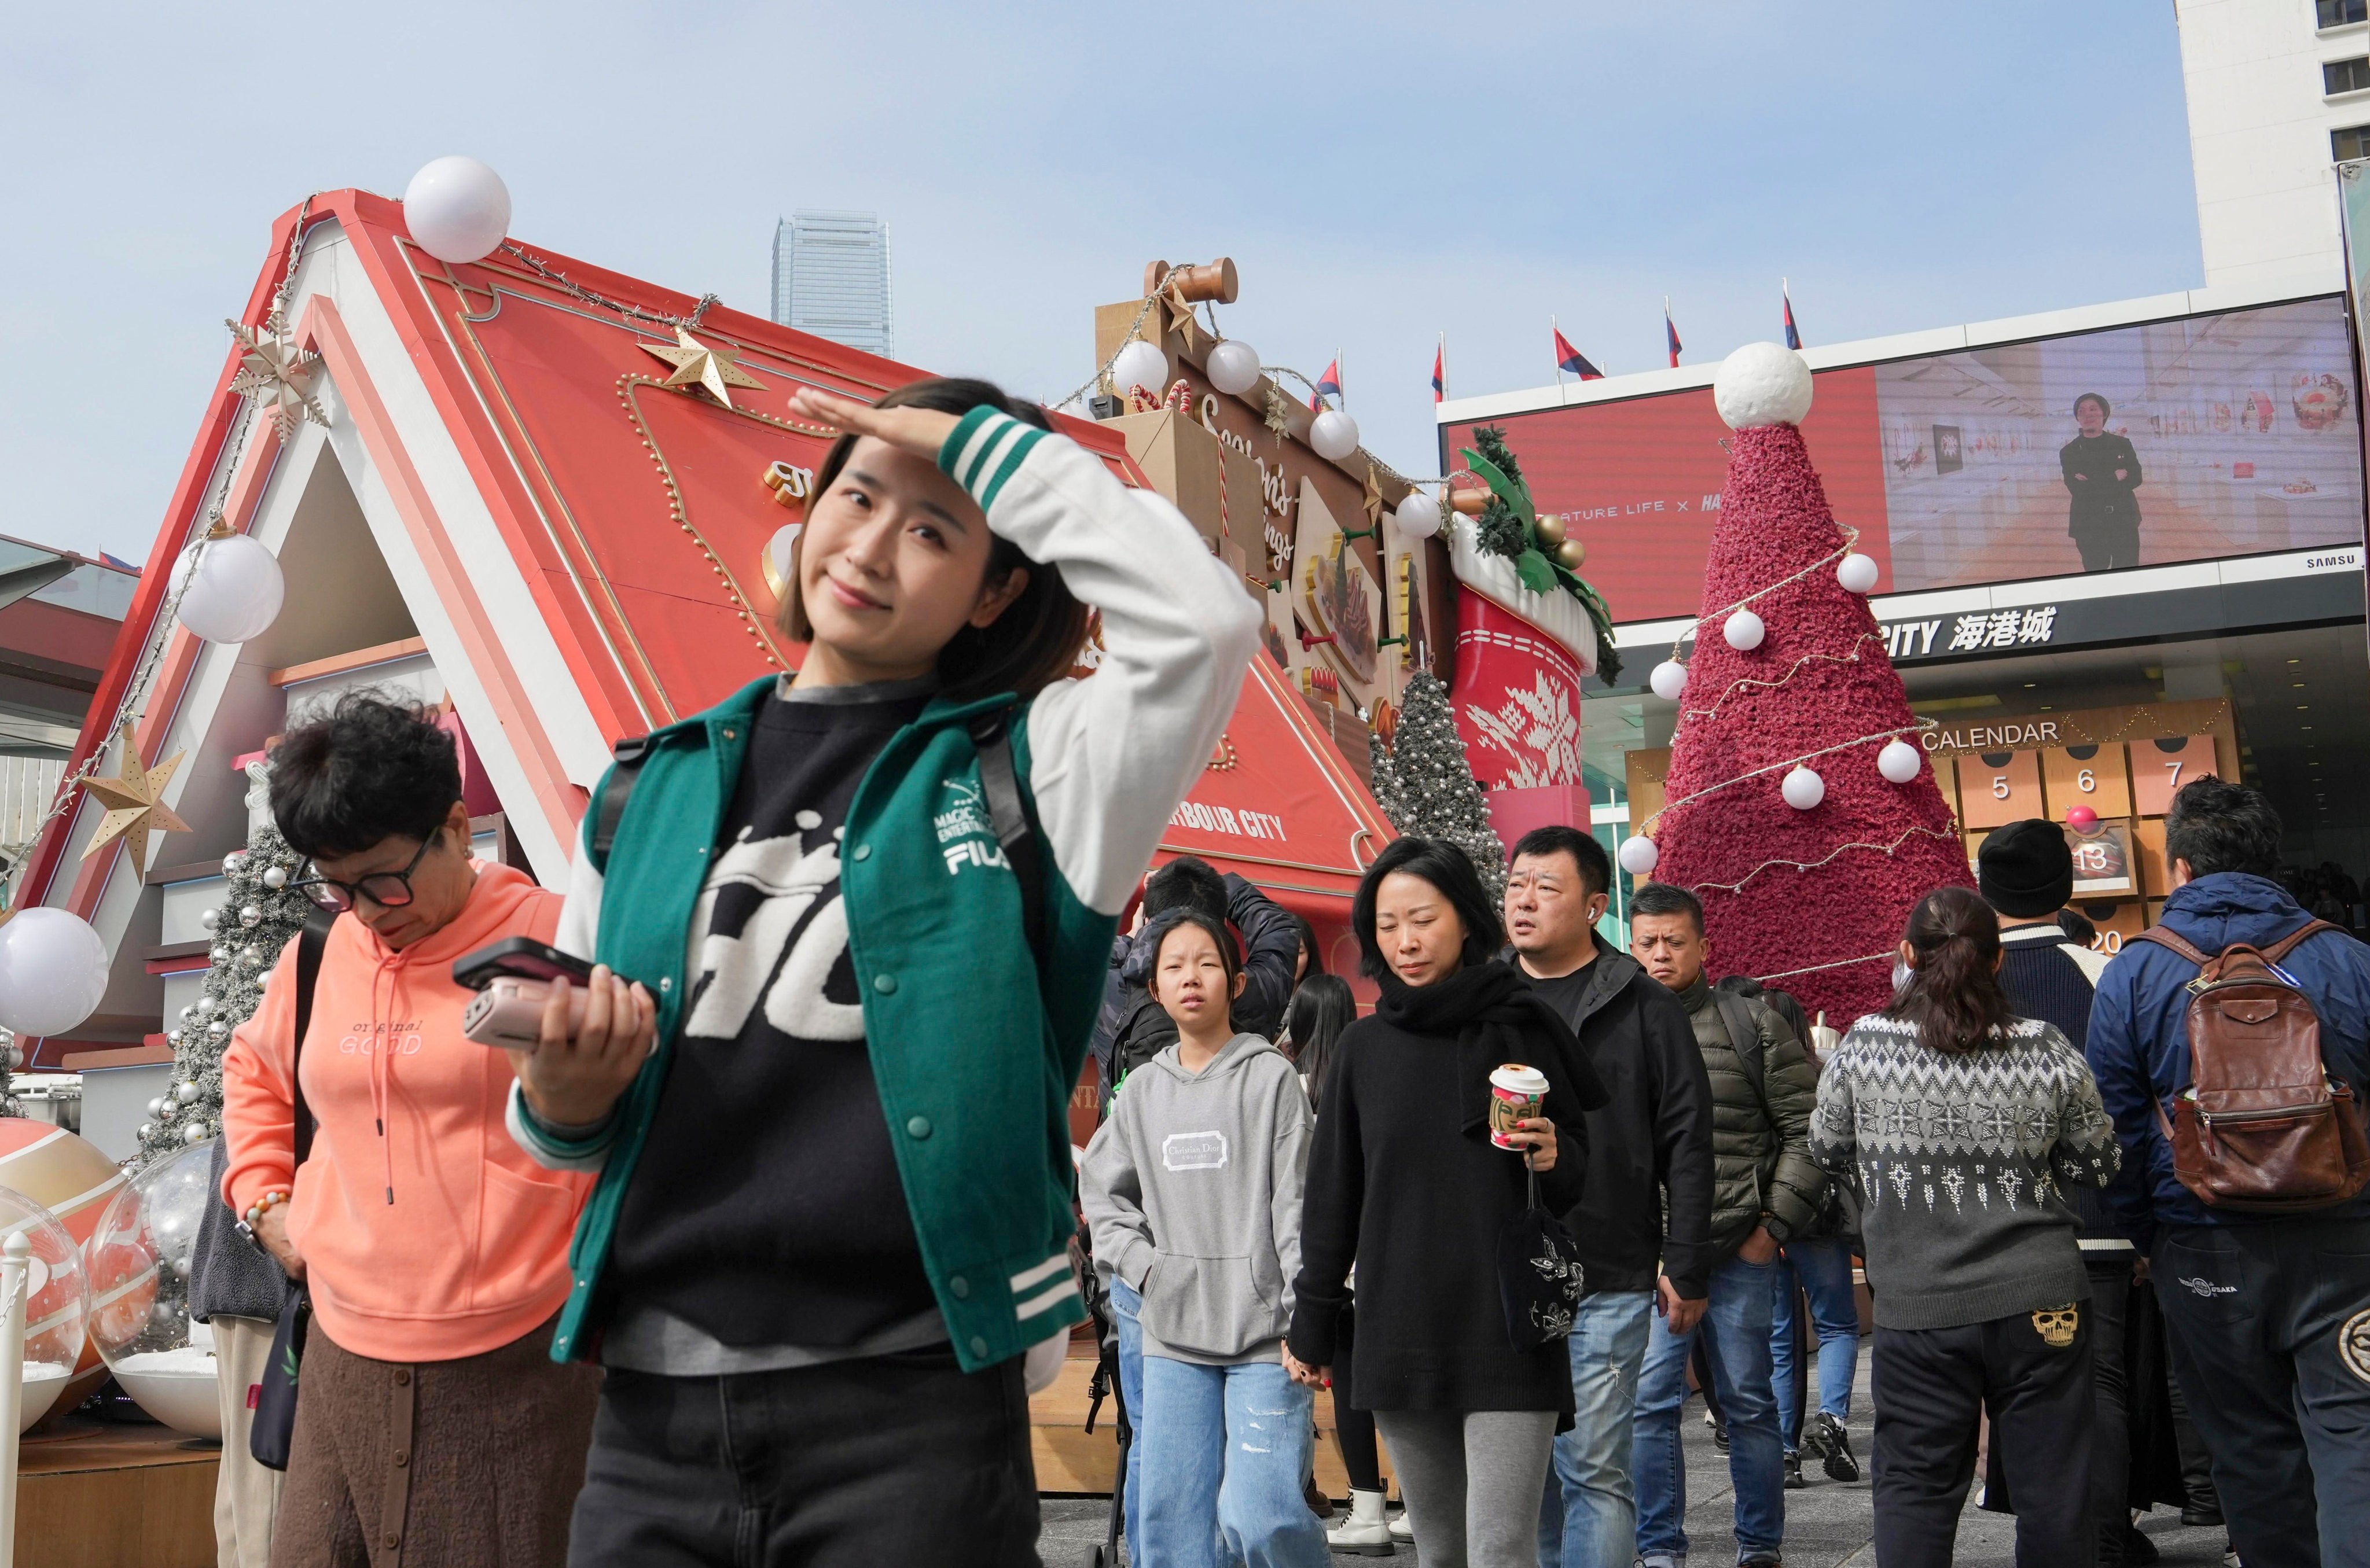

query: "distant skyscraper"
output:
770 211 894 357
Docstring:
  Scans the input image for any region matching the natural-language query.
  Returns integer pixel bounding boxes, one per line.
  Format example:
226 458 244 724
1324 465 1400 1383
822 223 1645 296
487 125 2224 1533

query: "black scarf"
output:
1373 959 1610 1134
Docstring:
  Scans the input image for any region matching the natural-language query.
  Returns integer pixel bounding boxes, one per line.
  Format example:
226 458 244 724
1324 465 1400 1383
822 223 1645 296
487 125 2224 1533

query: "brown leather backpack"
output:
2130 920 2370 1212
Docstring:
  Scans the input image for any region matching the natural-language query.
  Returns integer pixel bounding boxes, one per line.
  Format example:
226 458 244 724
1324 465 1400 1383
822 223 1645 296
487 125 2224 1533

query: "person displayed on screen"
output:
2059 393 2144 572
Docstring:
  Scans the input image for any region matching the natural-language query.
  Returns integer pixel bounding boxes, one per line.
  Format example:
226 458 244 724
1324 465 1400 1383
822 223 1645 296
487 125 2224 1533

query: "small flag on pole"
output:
1783 281 1802 351
1553 326 1604 381
1664 301 1683 369
1431 340 1445 403
1311 356 1342 411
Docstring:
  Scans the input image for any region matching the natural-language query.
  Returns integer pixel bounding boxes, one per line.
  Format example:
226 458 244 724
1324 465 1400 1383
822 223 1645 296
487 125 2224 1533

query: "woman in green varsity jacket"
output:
504 377 1260 1566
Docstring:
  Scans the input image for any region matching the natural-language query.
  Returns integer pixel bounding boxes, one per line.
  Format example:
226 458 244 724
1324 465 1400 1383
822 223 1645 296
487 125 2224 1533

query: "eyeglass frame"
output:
289 834 440 913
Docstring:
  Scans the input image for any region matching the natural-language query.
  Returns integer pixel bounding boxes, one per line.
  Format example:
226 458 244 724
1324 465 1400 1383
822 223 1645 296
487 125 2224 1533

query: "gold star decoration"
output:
1162 286 1204 351
640 327 765 409
79 725 190 879
1363 462 1386 528
227 318 329 440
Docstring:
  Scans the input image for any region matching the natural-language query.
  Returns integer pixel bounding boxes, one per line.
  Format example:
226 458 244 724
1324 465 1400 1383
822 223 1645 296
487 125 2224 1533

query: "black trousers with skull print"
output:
1869 1307 2095 1568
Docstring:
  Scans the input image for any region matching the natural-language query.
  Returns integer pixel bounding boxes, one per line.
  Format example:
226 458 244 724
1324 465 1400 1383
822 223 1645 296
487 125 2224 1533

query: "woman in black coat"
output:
2059 391 2144 572
1285 838 1607 1568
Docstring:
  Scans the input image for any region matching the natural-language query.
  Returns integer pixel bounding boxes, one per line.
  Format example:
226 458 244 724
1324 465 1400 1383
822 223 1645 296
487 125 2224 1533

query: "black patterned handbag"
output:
1497 1158 1584 1352
244 910 332 1471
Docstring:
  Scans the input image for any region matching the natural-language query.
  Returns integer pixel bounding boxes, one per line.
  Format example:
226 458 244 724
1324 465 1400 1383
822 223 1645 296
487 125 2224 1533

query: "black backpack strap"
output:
968 711 1048 970
289 910 335 1168
590 735 651 870
1714 990 1767 1103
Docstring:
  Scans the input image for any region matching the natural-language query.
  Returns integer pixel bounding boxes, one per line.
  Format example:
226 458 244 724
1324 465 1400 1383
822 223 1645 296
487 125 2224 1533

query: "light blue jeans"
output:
1537 1290 1656 1568
1111 1277 1146 1551
1633 1253 1785 1565
1769 1237 1859 1451
1136 1354 1329 1568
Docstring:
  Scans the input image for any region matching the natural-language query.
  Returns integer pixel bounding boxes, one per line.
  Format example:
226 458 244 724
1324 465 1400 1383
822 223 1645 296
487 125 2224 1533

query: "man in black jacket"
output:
2060 392 2144 572
1088 855 1303 1107
1507 827 1716 1568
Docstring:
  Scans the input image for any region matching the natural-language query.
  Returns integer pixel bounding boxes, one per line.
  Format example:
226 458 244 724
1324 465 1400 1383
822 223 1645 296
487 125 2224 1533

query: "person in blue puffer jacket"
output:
2085 774 2370 1568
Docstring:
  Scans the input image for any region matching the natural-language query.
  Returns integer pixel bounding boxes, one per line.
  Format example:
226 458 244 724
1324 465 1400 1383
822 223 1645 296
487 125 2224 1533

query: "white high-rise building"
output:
2176 0 2369 289
770 211 894 357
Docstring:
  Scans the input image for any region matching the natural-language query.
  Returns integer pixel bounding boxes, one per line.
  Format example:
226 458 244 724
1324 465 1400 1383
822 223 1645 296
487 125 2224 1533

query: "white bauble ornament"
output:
1713 341 1814 430
262 866 288 890
191 996 211 1015
166 1029 182 1046
199 908 219 932
175 1081 200 1104
1723 609 1766 650
1309 408 1361 462
1617 835 1660 876
1781 765 1827 810
1648 660 1689 701
207 1020 226 1037
1836 553 1880 594
146 1098 164 1119
210 947 229 963
0 907 109 1036
239 905 262 927
221 853 242 875
182 1122 207 1146
137 1123 153 1142
1110 339 1168 396
402 155 513 264
1205 338 1261 396
170 533 286 644
1394 489 1443 540
1877 738 1923 783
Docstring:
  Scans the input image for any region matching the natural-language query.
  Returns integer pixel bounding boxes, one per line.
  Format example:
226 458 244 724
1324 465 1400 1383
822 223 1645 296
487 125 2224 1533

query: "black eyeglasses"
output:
291 837 437 912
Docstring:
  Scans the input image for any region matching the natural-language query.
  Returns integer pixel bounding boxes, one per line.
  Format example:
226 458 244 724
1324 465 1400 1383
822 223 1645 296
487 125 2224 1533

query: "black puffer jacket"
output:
1675 975 1827 1253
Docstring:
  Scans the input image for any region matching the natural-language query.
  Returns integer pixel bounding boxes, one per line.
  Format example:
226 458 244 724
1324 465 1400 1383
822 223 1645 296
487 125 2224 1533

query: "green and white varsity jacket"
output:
508 408 1262 1371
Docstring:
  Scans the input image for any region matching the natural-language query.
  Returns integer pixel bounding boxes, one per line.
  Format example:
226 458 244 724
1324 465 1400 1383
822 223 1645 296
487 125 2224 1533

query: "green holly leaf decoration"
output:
1458 447 1537 530
1515 549 1557 593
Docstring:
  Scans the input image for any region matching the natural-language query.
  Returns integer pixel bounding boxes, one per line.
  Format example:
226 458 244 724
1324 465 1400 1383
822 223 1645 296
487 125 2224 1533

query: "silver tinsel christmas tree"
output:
0 1029 23 1117
1370 670 1508 900
134 764 311 1169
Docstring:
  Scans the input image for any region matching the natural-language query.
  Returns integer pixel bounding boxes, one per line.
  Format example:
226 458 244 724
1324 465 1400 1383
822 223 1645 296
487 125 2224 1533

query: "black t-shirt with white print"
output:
607 675 941 1356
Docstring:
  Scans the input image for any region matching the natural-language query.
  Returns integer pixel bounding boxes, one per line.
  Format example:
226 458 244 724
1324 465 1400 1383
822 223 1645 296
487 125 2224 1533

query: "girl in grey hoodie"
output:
1081 910 1327 1568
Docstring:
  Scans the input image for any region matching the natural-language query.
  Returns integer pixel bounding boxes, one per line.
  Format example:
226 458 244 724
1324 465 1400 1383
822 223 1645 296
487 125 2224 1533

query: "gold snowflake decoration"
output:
227 317 329 439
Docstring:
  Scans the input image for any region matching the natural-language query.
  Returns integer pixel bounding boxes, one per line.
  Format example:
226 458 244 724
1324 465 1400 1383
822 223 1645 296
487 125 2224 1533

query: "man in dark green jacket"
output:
1626 882 1827 1568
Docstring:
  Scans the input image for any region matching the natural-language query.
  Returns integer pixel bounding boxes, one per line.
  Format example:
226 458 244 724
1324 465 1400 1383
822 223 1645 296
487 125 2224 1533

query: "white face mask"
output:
1890 958 1913 997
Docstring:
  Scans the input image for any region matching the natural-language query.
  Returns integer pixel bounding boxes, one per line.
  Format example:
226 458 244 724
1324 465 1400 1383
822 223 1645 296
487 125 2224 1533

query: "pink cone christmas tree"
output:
1630 344 1969 1024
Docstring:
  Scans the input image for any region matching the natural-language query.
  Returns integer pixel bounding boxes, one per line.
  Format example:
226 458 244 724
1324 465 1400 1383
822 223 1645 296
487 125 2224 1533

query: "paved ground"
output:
1038 1343 2233 1566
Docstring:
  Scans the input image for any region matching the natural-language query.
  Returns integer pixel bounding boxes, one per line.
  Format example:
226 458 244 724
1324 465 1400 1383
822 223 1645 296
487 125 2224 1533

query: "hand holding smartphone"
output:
453 938 656 1128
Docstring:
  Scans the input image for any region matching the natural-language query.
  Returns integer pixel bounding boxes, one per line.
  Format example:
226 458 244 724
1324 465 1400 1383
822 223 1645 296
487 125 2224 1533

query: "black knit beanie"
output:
1978 819 2075 919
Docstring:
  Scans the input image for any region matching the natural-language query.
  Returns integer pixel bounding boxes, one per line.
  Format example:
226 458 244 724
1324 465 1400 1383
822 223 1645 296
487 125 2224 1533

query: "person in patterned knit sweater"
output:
1811 885 2122 1568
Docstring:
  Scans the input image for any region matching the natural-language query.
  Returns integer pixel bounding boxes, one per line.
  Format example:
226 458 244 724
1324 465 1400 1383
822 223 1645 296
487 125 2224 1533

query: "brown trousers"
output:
271 1314 599 1567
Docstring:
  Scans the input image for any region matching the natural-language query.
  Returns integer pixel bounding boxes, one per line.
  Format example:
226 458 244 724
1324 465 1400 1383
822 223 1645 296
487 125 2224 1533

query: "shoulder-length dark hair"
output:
1285 974 1355 1110
1886 886 2016 1054
1351 837 1504 981
778 376 1092 701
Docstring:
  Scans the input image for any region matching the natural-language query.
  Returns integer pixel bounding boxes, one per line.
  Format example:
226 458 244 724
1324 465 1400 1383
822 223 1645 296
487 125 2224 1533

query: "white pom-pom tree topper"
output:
1714 341 1814 430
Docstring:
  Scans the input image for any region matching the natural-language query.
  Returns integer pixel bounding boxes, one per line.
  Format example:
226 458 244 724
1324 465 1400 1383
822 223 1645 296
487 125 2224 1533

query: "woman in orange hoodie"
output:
222 694 622 1566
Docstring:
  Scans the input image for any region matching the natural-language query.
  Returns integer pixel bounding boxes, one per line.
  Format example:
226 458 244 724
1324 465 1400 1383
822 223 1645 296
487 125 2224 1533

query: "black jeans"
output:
2082 1259 2133 1568
567 1348 1041 1567
2153 1221 2370 1568
1872 1308 2095 1568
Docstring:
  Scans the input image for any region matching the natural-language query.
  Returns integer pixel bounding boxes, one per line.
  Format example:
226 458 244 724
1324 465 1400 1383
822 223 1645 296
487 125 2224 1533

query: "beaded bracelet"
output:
242 1190 289 1227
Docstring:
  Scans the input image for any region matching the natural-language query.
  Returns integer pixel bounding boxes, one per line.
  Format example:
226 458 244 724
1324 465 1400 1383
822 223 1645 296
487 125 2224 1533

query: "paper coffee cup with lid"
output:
1488 1063 1549 1150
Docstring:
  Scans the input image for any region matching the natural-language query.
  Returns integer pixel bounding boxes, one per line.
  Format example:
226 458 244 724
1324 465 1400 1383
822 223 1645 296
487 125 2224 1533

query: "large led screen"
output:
1441 297 2364 624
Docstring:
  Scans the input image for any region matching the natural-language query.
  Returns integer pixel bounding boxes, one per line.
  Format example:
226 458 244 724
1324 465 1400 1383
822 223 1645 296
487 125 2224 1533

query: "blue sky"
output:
1 3 2200 565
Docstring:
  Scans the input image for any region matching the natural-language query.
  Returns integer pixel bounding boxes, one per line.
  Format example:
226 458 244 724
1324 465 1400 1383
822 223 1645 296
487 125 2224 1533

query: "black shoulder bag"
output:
249 908 333 1472
1498 1157 1585 1351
